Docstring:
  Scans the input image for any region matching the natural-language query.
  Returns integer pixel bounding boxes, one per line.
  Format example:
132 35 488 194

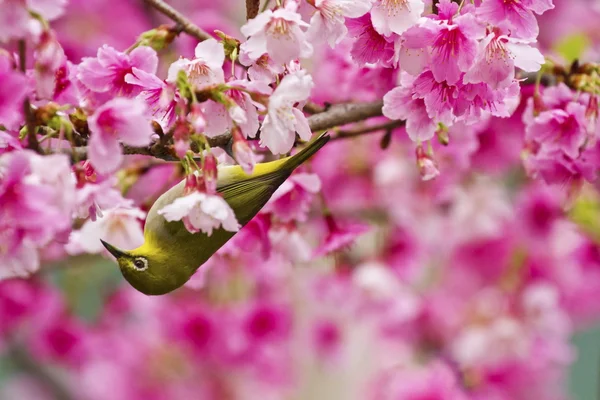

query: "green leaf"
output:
554 33 591 63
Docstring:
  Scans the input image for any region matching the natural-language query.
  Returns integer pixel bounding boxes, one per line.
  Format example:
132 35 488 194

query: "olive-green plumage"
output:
101 132 330 295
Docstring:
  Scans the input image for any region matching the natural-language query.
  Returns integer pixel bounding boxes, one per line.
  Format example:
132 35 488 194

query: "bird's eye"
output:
132 257 148 271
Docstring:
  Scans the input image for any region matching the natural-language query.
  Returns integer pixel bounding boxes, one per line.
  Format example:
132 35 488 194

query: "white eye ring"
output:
132 257 148 271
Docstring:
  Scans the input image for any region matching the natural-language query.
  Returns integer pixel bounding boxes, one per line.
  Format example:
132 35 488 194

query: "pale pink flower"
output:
87 98 154 174
0 0 66 42
0 131 21 155
78 45 158 97
167 38 225 90
240 1 313 65
464 29 545 89
239 53 285 84
202 79 269 139
74 178 130 221
477 0 554 40
307 0 373 47
0 55 28 130
370 0 425 36
34 30 66 99
263 172 321 222
158 192 240 236
403 11 485 84
260 70 314 154
66 207 146 255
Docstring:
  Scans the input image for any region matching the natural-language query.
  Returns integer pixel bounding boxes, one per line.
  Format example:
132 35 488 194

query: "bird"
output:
100 132 330 295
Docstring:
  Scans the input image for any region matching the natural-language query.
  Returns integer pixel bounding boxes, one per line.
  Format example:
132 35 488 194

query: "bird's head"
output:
100 239 192 295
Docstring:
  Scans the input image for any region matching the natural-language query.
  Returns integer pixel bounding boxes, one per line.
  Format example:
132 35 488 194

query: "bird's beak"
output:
100 239 126 259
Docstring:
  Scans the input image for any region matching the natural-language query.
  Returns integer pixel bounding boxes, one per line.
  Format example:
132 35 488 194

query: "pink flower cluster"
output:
3 0 600 398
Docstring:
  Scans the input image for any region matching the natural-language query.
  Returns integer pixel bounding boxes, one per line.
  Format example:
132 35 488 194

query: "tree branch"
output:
67 100 387 162
246 0 260 20
143 0 212 42
332 120 405 141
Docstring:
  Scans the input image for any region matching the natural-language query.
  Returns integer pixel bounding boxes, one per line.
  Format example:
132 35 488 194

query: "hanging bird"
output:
100 132 329 295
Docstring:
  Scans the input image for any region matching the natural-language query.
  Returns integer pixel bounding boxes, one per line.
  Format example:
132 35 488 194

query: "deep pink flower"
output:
244 303 291 342
0 151 75 279
78 45 158 97
464 29 545 89
383 72 437 142
477 0 554 40
263 172 321 222
0 55 28 130
306 0 373 47
126 68 177 129
240 1 313 65
526 102 588 159
346 14 394 66
87 98 154 173
403 12 485 84
370 0 425 36
313 216 370 258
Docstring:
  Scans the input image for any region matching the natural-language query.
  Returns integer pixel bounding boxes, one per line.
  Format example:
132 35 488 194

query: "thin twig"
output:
246 0 260 19
308 100 384 132
333 120 405 141
18 40 42 153
143 0 212 42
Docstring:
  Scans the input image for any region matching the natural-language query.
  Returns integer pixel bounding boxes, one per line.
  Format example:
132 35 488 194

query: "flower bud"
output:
174 118 192 158
232 128 256 174
415 145 439 181
137 25 177 51
203 152 218 193
34 30 66 99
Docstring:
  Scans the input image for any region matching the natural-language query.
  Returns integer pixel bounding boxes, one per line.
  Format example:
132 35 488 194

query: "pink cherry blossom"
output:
0 151 74 279
0 55 28 130
202 79 269 139
403 11 485 84
263 172 321 222
306 0 373 47
240 1 313 65
74 178 130 221
78 45 158 97
125 69 177 129
477 0 554 40
383 72 437 142
526 102 588 159
313 216 370 258
346 14 394 66
260 70 313 154
87 98 154 174
370 0 425 36
66 206 146 255
167 38 225 90
34 30 66 99
0 0 66 42
158 191 240 236
464 28 545 89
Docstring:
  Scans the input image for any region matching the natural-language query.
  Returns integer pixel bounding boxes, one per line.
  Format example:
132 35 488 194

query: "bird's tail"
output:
282 132 330 172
